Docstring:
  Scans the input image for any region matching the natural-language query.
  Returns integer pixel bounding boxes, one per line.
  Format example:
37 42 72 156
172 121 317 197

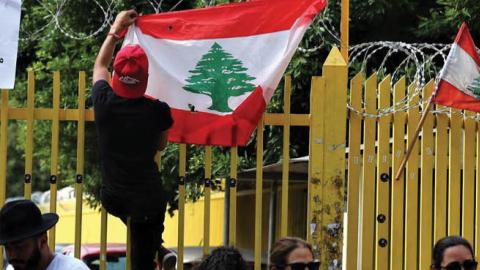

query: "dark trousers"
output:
120 205 167 270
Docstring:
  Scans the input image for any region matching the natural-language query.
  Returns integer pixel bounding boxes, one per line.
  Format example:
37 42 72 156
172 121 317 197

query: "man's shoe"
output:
158 246 177 270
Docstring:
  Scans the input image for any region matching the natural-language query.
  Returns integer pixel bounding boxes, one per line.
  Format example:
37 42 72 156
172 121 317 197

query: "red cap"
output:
111 45 149 99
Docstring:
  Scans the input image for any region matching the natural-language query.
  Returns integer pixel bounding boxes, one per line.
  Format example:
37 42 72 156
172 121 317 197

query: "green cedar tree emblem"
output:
183 42 256 113
467 76 480 98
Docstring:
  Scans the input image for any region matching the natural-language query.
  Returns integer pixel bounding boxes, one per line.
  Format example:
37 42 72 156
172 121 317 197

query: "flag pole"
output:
341 0 349 61
394 96 434 181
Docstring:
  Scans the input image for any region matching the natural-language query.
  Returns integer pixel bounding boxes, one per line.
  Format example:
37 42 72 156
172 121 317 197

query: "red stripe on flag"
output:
432 80 480 112
168 87 266 146
456 22 480 66
136 0 327 40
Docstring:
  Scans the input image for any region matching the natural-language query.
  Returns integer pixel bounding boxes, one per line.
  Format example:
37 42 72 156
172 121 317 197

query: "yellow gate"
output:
345 73 480 270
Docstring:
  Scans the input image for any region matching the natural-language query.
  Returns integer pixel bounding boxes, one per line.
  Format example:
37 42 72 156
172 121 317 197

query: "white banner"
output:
0 0 22 89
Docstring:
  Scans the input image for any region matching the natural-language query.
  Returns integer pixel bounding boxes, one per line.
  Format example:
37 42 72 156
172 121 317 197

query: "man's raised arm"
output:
93 9 138 84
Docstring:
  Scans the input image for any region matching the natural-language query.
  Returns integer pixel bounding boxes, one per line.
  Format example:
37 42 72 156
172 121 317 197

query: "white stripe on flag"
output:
440 43 480 98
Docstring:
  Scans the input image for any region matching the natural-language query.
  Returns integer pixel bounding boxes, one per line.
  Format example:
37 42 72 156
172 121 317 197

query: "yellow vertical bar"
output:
340 0 349 61
0 89 8 270
100 70 112 270
360 73 377 270
155 151 162 167
178 144 186 270
99 208 108 270
390 77 406 270
74 71 86 259
203 146 212 256
404 83 420 270
346 73 363 270
434 105 448 241
229 147 238 246
306 76 324 245
476 120 480 257
126 217 131 270
281 75 291 237
23 70 35 200
254 117 264 270
449 108 462 235
49 71 60 251
24 71 35 199
375 75 391 270
320 47 347 268
418 81 434 270
463 110 475 243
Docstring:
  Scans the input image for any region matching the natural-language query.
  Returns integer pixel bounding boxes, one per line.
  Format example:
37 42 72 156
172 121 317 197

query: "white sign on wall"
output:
0 0 22 89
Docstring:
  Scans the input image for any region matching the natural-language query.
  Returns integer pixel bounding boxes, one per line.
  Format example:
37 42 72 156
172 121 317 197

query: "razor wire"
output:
19 0 198 42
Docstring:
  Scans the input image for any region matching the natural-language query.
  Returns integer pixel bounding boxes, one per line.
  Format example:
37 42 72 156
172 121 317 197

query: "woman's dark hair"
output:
432 236 474 268
270 237 313 268
195 246 248 270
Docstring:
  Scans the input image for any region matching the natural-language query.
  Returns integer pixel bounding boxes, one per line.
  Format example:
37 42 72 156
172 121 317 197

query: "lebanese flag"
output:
123 0 327 146
432 22 480 111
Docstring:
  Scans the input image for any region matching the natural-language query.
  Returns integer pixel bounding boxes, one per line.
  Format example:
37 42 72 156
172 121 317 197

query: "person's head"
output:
270 237 318 270
195 246 247 270
432 236 477 270
112 44 149 99
0 200 58 270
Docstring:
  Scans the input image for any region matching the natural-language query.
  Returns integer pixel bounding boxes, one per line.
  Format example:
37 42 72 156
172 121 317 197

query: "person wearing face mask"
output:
270 237 319 270
431 236 478 270
0 200 89 270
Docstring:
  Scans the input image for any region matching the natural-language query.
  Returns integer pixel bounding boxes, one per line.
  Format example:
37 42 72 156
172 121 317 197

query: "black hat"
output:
0 200 58 245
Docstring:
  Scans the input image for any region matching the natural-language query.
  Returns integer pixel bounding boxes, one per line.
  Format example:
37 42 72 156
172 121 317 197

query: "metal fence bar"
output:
203 146 212 256
360 73 377 270
100 208 108 270
463 110 476 242
476 124 480 259
48 71 61 251
74 71 86 259
228 146 237 247
177 144 187 270
254 117 264 270
419 81 435 270
448 107 462 236
375 75 391 269
434 105 448 242
405 82 420 270
390 77 406 270
24 70 35 199
0 89 9 270
346 73 363 270
280 75 291 238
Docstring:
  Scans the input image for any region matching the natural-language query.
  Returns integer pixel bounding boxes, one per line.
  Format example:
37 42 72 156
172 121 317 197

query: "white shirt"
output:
46 253 89 270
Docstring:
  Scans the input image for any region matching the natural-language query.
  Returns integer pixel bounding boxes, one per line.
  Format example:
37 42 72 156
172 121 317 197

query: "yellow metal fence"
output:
0 48 347 270
345 74 480 270
5 46 475 270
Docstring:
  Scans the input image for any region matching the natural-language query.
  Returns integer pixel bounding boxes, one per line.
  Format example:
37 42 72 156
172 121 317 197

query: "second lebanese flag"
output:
433 23 480 111
123 0 327 146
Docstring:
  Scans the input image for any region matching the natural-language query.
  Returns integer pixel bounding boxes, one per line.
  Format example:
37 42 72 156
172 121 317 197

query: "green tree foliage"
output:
417 0 480 41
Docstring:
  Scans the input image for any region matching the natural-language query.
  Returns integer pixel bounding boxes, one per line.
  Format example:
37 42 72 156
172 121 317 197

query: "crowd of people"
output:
0 199 477 270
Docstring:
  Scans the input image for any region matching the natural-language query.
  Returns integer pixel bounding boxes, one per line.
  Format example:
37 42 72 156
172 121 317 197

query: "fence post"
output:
0 90 9 270
308 47 347 269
